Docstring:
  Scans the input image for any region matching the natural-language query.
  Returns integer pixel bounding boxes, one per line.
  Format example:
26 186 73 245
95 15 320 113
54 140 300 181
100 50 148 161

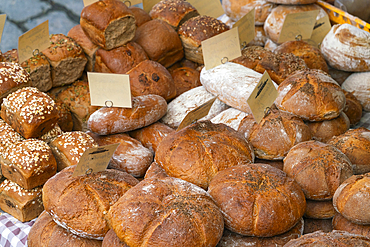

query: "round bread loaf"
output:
274 40 329 73
170 66 201 97
28 211 103 247
178 15 229 64
238 106 312 160
304 199 335 219
217 218 304 247
275 69 346 121
284 230 370 246
129 6 151 27
222 0 276 25
43 166 139 240
328 128 370 175
211 107 249 131
107 176 224 247
102 229 128 247
283 140 353 200
342 72 370 111
208 164 306 237
155 120 255 189
144 162 169 180
307 112 350 143
321 24 370 72
333 213 370 239
343 90 363 126
333 173 370 225
303 218 333 235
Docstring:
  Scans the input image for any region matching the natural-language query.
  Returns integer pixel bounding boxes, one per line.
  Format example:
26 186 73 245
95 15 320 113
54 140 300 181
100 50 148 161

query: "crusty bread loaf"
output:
144 162 169 180
178 15 229 64
211 108 249 131
343 90 363 126
342 72 370 111
28 211 103 247
333 213 370 239
275 69 346 121
107 176 224 247
67 24 99 72
283 140 353 200
307 112 350 143
127 60 176 101
80 0 136 50
1 87 59 139
304 199 335 219
149 0 199 30
0 180 43 222
0 62 30 105
170 66 201 97
129 6 151 27
238 106 312 160
303 218 333 234
94 41 148 74
161 86 229 129
42 34 87 87
134 19 184 68
38 124 63 144
329 128 370 175
129 122 175 153
102 229 128 247
321 24 370 72
217 218 304 247
43 166 139 240
87 132 153 177
1 139 57 190
88 94 167 135
49 131 98 171
208 164 306 237
155 120 255 189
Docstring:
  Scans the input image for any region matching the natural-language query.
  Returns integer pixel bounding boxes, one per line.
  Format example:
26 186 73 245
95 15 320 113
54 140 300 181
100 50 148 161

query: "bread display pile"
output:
0 0 369 246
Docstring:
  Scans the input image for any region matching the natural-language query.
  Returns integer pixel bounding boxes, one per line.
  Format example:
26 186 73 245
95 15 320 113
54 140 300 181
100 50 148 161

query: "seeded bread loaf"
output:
0 119 23 157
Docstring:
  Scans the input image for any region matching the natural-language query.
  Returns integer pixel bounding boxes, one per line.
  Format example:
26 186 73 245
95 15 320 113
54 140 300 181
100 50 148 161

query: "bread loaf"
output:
0 180 43 222
47 92 74 132
333 213 370 239
42 34 87 87
28 211 103 247
0 119 23 156
43 166 139 240
49 131 98 171
143 162 168 180
1 139 57 190
1 87 59 139
264 38 278 51
80 0 136 50
321 24 370 72
87 132 153 177
129 6 151 27
170 66 201 97
38 124 63 144
343 90 363 126
283 140 353 200
107 176 224 247
155 120 255 189
208 164 306 237
211 107 249 130
88 94 167 135
102 229 128 247
303 218 333 235
342 72 370 111
304 199 335 219
134 19 184 68
328 128 370 174
275 69 346 121
328 66 352 86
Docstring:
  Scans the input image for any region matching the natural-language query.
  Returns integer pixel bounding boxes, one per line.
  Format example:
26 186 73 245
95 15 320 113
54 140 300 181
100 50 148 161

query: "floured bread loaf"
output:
211 108 249 130
200 62 275 113
342 72 370 111
161 86 229 129
321 24 370 72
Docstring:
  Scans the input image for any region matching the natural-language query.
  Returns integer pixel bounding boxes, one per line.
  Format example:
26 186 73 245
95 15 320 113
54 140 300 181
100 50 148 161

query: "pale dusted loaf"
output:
161 86 229 129
342 72 370 111
211 108 249 130
88 95 167 135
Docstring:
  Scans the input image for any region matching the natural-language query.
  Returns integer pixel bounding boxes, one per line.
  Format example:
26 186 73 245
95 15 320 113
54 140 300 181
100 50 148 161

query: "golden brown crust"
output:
107 176 224 247
134 19 184 68
343 90 363 126
170 66 201 97
129 6 151 27
303 218 333 234
144 162 169 180
43 166 139 240
102 229 128 247
208 164 306 237
304 199 335 219
283 140 353 200
333 213 370 239
275 69 346 121
155 120 255 189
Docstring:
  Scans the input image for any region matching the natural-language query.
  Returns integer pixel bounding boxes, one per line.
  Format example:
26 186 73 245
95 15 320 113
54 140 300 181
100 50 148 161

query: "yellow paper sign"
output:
247 71 277 123
278 10 319 44
18 20 50 63
143 0 161 13
72 143 120 177
0 14 6 44
202 27 242 70
186 0 225 18
83 0 97 6
83 0 141 7
88 72 132 108
307 15 332 47
177 97 217 131
233 8 255 47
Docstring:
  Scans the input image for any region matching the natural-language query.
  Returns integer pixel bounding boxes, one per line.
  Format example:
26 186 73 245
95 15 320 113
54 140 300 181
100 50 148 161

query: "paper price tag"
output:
72 143 120 177
18 20 50 63
88 72 132 108
247 71 277 124
143 0 161 13
83 0 98 6
0 14 6 44
202 27 241 70
233 8 255 47
186 0 225 18
278 10 319 44
308 15 332 47
177 97 217 131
